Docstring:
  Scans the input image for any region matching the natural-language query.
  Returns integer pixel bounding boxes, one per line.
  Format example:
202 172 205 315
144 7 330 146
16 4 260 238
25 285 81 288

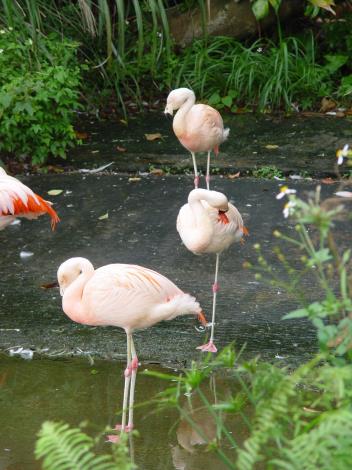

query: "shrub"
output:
0 28 82 164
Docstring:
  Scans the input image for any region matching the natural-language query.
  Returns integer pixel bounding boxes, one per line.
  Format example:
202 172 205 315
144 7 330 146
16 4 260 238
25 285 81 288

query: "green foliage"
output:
0 1 342 115
0 28 82 164
252 165 284 179
35 421 135 470
173 35 330 112
254 183 352 358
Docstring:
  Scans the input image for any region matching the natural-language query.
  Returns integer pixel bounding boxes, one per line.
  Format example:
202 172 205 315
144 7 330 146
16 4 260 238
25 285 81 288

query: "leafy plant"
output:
252 165 284 179
172 35 331 112
0 28 82 164
35 421 135 470
144 147 352 469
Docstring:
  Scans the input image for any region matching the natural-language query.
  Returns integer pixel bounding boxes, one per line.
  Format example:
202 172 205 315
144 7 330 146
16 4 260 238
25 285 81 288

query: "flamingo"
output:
177 189 246 353
164 88 229 190
0 167 59 230
57 257 206 432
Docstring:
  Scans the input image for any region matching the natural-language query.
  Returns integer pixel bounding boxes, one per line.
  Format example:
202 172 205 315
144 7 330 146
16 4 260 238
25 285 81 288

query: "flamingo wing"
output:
82 264 182 328
0 171 59 230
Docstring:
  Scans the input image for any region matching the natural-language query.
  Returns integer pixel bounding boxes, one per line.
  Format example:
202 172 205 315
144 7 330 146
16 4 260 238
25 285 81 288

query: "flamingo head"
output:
164 88 195 116
57 257 92 296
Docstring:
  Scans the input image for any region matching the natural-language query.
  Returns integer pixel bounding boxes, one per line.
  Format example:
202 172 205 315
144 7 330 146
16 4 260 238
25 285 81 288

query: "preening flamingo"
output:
57 257 206 432
164 88 229 190
0 167 59 230
177 189 246 352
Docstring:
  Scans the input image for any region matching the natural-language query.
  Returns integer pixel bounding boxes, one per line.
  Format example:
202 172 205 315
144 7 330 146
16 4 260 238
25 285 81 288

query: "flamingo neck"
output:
173 92 195 136
62 260 94 324
188 191 213 244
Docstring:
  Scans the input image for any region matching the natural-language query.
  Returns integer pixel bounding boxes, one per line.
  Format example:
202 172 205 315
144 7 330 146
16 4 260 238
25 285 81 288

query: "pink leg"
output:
197 254 220 353
128 337 139 430
191 152 199 188
206 151 211 190
121 333 132 432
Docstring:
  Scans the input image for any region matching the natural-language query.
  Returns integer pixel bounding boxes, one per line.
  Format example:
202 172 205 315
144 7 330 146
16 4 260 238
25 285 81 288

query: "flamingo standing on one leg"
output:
177 189 246 353
164 88 229 190
0 167 59 230
57 257 206 432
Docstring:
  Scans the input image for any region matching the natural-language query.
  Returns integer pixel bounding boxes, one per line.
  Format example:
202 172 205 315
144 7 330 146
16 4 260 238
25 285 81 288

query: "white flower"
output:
8 27 13 31
257 47 263 53
276 186 297 200
283 201 296 218
0 30 5 34
27 38 33 46
336 144 349 165
0 49 3 54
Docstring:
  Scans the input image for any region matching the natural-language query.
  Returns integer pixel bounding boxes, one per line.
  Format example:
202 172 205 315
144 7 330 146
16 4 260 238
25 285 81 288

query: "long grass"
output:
174 34 331 111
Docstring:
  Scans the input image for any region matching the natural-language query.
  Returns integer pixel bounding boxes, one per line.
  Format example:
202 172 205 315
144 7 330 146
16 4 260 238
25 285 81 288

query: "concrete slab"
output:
67 113 352 176
0 175 346 365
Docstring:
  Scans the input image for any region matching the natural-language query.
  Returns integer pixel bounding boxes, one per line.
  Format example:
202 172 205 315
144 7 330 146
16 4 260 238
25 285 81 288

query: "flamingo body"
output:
57 257 205 432
58 258 202 331
165 88 229 189
0 167 59 230
177 189 245 353
177 189 244 255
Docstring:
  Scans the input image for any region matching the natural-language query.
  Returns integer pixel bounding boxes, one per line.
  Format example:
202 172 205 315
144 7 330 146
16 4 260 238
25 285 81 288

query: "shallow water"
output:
0 354 243 470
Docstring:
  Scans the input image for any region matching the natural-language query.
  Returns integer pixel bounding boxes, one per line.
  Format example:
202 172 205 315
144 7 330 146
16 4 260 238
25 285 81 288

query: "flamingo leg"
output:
121 332 132 432
206 151 211 190
128 336 138 430
191 152 199 188
197 254 219 353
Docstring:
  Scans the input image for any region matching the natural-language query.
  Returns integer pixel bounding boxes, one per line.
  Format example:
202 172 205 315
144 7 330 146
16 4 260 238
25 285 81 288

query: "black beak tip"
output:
164 112 173 120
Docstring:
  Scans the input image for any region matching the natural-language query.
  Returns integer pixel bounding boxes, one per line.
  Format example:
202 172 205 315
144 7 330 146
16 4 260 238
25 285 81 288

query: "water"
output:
0 354 241 470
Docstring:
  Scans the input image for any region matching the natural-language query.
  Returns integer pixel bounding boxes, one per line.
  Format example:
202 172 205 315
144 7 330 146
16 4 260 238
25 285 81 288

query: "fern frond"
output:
35 421 118 470
272 409 352 470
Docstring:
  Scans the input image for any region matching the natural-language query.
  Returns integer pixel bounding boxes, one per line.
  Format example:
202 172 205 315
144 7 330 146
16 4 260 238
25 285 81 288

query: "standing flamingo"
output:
0 167 59 230
57 257 206 432
177 189 246 353
164 88 229 190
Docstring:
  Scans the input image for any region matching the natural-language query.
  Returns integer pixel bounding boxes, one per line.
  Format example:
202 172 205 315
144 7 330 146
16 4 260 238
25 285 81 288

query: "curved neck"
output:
62 259 94 323
187 190 213 244
173 92 195 136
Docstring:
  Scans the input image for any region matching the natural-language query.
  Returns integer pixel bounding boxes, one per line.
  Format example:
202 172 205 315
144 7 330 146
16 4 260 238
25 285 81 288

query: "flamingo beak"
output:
218 210 229 224
197 310 207 326
164 105 173 118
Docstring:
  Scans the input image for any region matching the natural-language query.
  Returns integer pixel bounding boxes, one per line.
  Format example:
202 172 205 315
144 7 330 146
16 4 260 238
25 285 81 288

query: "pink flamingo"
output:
57 257 206 432
177 189 246 353
164 88 229 190
0 167 59 230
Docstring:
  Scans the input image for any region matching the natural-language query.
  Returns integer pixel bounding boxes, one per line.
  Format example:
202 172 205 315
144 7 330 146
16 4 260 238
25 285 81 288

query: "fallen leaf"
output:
149 168 165 176
75 131 89 140
116 146 127 152
228 172 240 179
91 150 100 154
321 177 335 184
320 96 337 113
98 212 109 220
79 162 113 174
265 144 279 149
128 177 141 182
145 133 162 141
47 189 63 196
